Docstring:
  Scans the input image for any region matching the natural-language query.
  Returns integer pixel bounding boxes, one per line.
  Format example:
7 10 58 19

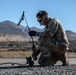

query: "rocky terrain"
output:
0 57 75 75
0 65 76 75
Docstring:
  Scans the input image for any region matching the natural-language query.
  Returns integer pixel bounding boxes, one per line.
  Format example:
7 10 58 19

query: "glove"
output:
26 56 34 66
32 44 36 51
32 54 37 60
29 30 41 36
32 47 41 60
29 30 37 36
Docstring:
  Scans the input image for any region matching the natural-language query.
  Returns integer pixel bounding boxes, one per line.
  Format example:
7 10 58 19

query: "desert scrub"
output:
0 51 32 58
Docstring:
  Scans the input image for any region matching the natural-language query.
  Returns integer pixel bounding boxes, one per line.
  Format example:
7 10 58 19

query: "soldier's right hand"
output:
32 54 37 60
32 44 36 51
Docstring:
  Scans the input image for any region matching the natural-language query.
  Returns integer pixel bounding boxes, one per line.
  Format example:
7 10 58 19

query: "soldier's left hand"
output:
29 30 37 36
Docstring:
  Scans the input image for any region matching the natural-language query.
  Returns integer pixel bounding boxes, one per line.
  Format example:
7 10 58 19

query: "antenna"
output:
17 11 24 26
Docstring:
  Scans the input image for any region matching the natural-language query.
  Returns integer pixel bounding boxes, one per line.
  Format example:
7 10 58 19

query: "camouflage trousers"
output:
38 52 67 66
38 36 67 66
38 52 54 66
51 53 67 66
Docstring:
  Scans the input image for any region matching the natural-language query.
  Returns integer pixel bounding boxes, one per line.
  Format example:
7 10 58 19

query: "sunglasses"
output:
37 19 43 23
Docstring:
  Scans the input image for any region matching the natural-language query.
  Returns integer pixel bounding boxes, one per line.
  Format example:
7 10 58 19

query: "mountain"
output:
0 20 76 41
30 27 44 32
0 20 24 35
66 30 76 40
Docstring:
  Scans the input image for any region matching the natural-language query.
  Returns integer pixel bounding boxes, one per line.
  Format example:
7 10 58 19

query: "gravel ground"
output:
0 58 76 75
0 65 76 75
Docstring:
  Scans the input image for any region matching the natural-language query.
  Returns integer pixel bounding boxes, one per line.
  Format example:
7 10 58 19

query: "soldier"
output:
29 10 69 66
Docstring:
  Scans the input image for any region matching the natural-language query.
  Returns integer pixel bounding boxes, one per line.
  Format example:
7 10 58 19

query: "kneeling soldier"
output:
29 10 69 66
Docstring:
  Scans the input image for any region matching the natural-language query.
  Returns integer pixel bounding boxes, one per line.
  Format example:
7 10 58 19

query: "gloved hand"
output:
32 50 40 60
26 56 34 66
29 30 37 36
29 30 41 36
32 44 36 51
32 54 37 60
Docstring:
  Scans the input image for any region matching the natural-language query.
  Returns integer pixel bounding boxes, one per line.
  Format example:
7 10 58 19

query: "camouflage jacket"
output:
38 18 69 53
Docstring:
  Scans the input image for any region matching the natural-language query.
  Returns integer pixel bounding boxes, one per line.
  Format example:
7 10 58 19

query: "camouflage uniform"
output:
38 18 69 66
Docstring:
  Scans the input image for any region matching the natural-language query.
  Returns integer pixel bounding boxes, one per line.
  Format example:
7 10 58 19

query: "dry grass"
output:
0 35 76 58
0 51 32 58
65 52 76 58
0 35 38 42
0 50 76 58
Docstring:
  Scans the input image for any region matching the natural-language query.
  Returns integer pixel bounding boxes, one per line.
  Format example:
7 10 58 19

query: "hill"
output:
0 20 24 35
66 30 76 40
0 20 76 41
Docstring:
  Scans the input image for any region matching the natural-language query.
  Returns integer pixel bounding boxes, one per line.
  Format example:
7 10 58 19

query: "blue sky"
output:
0 0 76 32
